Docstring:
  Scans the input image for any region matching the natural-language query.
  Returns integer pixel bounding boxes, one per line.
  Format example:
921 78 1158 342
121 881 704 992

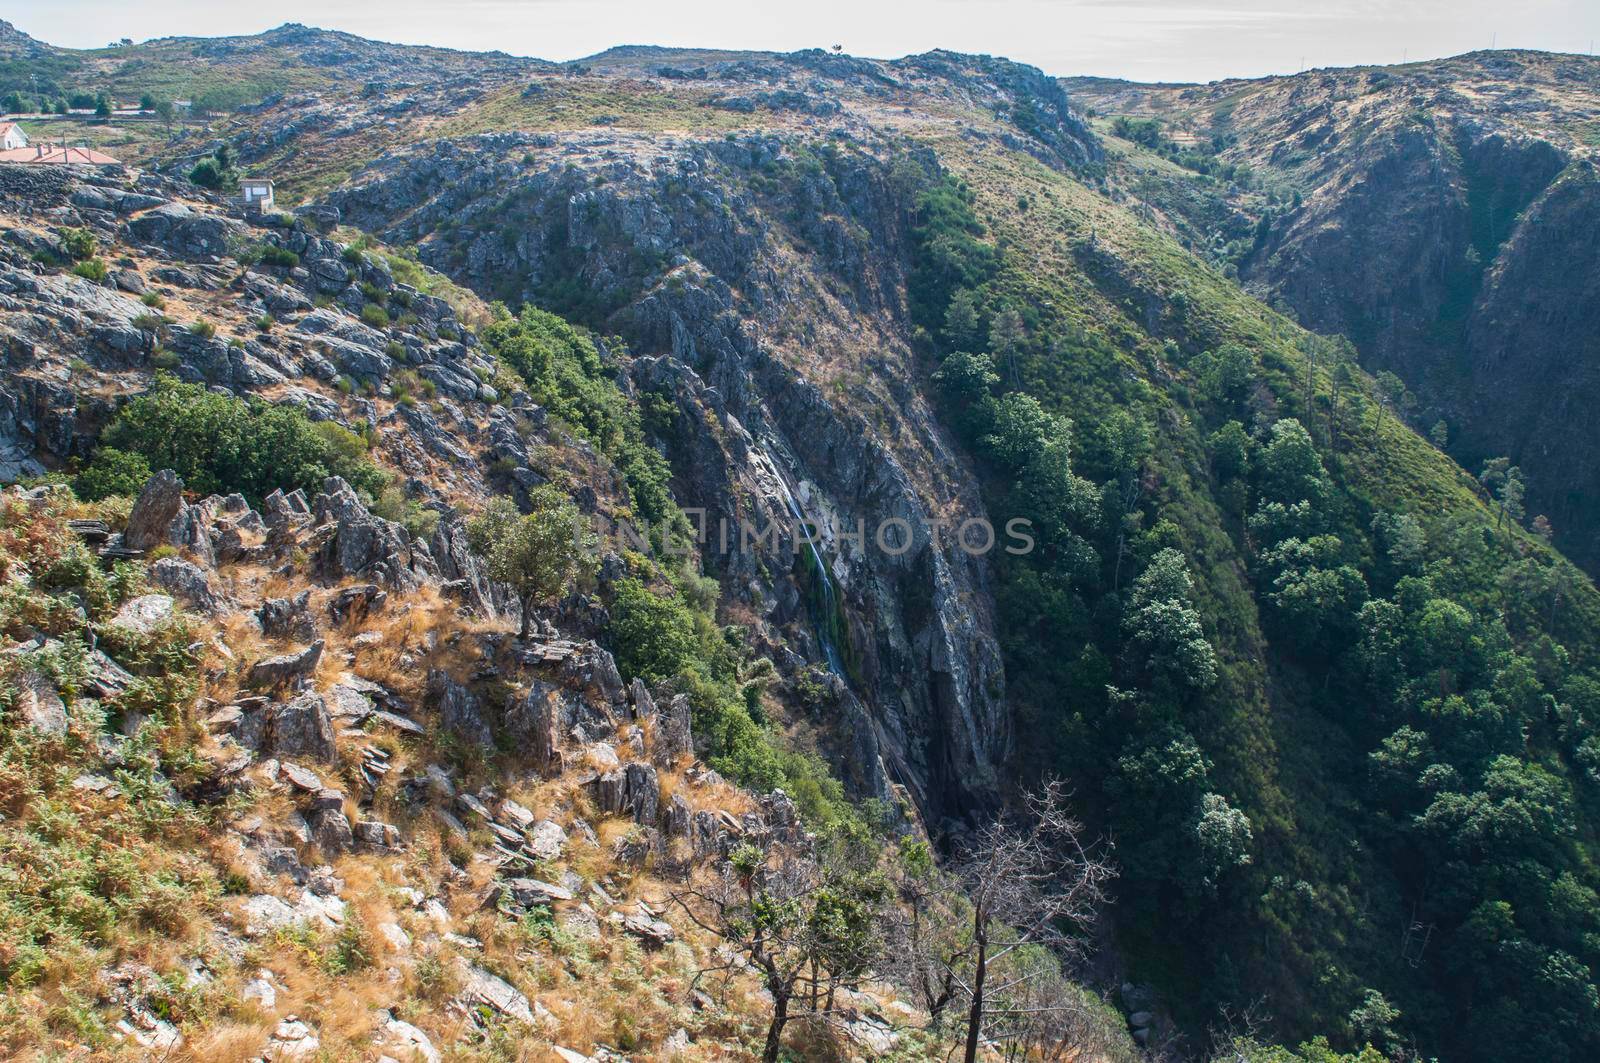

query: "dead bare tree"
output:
950 780 1116 1063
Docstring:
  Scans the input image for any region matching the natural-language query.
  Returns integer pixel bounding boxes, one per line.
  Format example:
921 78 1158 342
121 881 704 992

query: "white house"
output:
240 178 275 212
0 123 28 151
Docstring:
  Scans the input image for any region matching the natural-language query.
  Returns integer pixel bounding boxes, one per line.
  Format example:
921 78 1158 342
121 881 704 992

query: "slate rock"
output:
123 469 186 552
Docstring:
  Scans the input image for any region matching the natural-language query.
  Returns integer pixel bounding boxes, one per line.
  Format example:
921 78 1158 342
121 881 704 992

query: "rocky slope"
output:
1 157 1097 1062
7 25 1600 1063
1070 51 1600 571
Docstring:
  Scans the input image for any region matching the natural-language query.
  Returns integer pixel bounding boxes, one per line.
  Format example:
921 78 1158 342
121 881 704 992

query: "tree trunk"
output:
763 989 790 1063
519 595 533 640
963 932 988 1063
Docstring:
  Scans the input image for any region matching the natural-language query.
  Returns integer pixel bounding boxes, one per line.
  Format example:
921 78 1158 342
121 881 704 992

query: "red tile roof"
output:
0 145 120 166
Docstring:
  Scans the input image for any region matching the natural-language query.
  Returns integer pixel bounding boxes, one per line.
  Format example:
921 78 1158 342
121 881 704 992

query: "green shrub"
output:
70 258 108 283
360 303 391 329
609 578 700 685
96 374 387 503
59 227 96 262
74 447 152 501
140 291 165 309
484 305 671 521
255 314 274 332
188 320 216 339
258 245 299 269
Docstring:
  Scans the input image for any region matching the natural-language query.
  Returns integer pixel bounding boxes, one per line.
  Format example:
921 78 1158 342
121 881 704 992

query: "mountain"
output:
1069 51 1600 573
2 24 1600 1063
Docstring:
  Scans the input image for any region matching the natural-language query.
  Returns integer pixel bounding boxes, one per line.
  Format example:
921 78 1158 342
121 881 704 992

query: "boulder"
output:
592 762 660 826
311 477 426 589
247 640 324 690
454 961 534 1024
506 878 575 906
328 583 385 625
267 692 338 761
123 469 186 552
309 807 354 853
147 557 222 614
108 594 175 637
381 1014 439 1063
354 820 402 852
258 591 318 640
503 681 567 772
15 670 68 735
526 820 567 861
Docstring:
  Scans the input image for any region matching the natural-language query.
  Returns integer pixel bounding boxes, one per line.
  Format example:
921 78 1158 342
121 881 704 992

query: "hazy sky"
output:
12 0 1600 83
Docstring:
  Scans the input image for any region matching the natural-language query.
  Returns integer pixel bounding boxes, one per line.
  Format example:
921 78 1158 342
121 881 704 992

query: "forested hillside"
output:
1 19 1598 1063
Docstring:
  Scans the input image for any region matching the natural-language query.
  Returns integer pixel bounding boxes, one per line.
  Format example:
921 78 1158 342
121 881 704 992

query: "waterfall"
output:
759 450 846 676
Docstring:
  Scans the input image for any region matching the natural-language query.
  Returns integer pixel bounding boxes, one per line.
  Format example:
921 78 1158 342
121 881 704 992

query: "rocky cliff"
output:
1071 51 1600 570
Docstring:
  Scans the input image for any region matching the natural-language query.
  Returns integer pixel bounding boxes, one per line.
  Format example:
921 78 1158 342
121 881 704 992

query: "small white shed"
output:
0 123 28 151
240 178 275 212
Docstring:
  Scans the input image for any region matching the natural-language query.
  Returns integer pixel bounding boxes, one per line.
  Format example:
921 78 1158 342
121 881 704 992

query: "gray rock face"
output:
125 201 243 259
267 691 338 762
427 669 492 747
248 640 325 691
147 557 223 614
454 962 535 1024
309 807 354 853
109 594 176 637
124 470 186 552
311 477 428 589
328 133 1011 822
258 591 318 640
15 670 68 735
428 516 501 619
327 584 385 626
503 680 574 773
592 762 660 826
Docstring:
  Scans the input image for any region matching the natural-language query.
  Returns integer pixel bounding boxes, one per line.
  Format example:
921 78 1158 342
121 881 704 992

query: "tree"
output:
948 781 1114 1063
1194 792 1254 891
981 393 1058 471
989 305 1027 386
189 144 239 191
153 99 175 130
1209 420 1251 481
1100 409 1153 590
1330 358 1358 447
467 489 594 638
673 841 888 1063
73 447 151 501
1200 342 1256 415
1371 511 1426 581
93 94 111 118
943 287 985 351
607 577 700 684
100 374 385 502
1373 370 1411 455
1496 466 1526 531
138 92 156 111
1123 548 1219 693
1256 418 1327 507
933 349 999 437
